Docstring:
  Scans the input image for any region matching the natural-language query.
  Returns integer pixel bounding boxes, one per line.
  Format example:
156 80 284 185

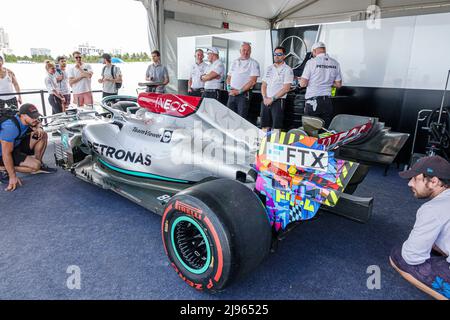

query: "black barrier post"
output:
40 90 47 117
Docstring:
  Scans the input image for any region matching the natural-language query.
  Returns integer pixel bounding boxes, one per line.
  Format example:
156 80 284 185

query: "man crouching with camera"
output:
0 103 56 191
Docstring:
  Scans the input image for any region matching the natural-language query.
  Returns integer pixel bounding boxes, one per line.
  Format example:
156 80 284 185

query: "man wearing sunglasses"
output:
260 46 294 133
300 42 342 128
0 104 56 192
68 51 93 107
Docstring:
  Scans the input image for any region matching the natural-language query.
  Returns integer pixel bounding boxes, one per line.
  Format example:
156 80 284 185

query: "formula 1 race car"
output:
45 93 408 292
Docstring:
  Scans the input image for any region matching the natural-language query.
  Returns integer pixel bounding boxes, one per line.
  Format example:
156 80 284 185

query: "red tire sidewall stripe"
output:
161 203 173 256
204 216 223 283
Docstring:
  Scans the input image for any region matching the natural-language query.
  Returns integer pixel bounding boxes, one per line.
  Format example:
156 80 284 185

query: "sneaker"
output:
0 171 8 183
39 163 57 174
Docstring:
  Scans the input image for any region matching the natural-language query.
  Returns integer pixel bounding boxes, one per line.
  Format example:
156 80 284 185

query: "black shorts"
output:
48 94 63 115
0 97 18 109
260 99 285 129
227 94 249 119
0 135 34 167
304 96 333 128
63 94 71 105
188 88 203 97
202 89 221 101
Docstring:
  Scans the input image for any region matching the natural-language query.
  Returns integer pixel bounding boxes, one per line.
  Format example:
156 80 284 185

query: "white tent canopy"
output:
136 0 450 91
139 0 450 33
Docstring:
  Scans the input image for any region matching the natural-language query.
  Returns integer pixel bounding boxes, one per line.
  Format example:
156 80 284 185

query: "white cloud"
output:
2 0 150 56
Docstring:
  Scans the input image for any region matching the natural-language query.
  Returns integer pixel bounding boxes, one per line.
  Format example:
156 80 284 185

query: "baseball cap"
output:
207 47 219 55
311 42 326 50
399 156 450 180
19 103 42 119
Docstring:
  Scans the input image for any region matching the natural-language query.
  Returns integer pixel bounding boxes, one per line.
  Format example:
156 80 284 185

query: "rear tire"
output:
161 178 271 292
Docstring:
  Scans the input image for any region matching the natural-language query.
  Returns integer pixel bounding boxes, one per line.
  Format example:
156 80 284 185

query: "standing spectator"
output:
201 47 224 101
260 46 294 133
188 49 207 97
300 42 342 128
226 42 260 120
145 50 169 93
44 61 65 114
98 53 123 98
68 51 93 106
55 56 70 111
0 55 22 109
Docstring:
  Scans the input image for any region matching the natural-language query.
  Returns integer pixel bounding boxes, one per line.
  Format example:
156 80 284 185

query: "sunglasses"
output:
74 56 82 59
273 53 284 57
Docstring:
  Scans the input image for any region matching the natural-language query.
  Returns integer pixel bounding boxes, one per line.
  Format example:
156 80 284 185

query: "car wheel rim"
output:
171 216 211 275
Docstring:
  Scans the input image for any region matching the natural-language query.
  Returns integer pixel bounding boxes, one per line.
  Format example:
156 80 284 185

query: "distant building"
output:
0 27 12 55
0 27 9 48
111 48 123 56
78 43 104 56
31 48 51 56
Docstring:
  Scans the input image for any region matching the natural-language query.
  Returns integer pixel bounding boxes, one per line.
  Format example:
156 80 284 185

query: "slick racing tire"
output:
161 178 272 292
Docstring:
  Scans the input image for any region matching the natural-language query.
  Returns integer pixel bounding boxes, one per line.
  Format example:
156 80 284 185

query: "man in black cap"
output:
0 103 56 191
390 155 450 300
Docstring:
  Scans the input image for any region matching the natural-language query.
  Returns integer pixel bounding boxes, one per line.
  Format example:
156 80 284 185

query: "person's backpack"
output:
0 107 21 141
102 65 122 90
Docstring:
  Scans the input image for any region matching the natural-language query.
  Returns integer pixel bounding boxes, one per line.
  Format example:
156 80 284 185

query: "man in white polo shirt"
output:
300 41 342 128
68 51 94 106
260 46 294 132
226 42 260 120
188 49 207 97
390 156 450 300
201 47 224 101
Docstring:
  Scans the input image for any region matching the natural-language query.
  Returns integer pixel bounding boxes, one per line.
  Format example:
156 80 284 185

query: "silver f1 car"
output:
45 93 408 292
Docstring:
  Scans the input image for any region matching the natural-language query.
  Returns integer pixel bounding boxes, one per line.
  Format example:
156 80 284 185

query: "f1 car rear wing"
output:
254 129 365 231
318 120 373 150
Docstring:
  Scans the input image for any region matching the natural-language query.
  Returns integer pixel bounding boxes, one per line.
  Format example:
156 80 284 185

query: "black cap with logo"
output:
399 156 450 180
19 103 42 119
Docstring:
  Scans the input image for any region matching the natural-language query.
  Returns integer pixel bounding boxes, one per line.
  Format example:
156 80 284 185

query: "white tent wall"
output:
318 11 450 90
140 0 159 50
277 0 450 27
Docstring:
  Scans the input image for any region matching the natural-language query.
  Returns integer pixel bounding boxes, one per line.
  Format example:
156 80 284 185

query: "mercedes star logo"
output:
280 36 307 70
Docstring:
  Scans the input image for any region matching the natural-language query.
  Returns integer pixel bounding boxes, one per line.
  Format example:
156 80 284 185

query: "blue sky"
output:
2 0 150 56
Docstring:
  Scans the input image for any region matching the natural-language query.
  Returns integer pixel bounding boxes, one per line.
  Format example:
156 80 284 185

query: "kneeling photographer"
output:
0 103 56 191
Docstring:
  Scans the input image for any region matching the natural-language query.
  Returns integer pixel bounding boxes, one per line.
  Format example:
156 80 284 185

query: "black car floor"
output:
0 145 430 299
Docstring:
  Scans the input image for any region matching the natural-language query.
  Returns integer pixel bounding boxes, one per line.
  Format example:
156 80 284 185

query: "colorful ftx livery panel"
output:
254 131 358 231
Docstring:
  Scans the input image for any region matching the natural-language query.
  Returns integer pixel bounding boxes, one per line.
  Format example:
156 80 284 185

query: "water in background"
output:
3 62 149 114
